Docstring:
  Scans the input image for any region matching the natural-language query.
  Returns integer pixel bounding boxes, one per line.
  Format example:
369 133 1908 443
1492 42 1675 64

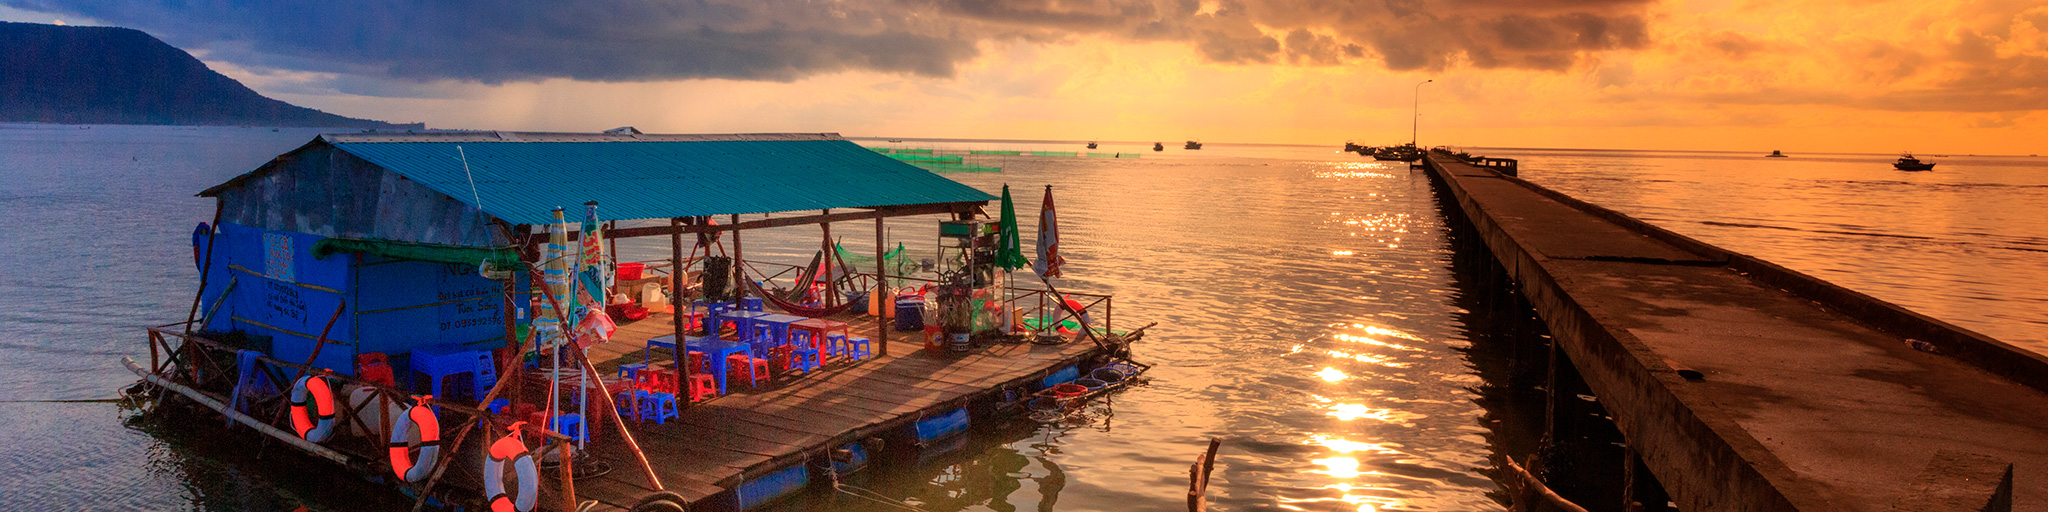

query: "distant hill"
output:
0 22 421 129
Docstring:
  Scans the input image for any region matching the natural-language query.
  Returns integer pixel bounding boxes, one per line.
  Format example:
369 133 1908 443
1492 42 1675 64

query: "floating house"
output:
136 131 1142 511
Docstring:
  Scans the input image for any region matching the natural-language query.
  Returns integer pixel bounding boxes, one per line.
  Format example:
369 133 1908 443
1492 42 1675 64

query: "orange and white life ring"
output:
388 397 441 483
288 375 337 443
484 423 540 512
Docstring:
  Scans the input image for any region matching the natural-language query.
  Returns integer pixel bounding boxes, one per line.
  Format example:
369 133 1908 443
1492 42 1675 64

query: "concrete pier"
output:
1423 155 2048 511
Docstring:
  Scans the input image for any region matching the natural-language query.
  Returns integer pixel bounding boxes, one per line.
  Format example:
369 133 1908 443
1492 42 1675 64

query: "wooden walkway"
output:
566 310 1104 510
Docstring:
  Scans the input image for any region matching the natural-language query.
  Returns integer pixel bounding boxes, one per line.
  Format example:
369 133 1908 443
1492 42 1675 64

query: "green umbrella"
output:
994 184 1030 271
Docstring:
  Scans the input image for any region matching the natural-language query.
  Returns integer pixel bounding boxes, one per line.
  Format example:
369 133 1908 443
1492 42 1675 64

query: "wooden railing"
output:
143 324 584 511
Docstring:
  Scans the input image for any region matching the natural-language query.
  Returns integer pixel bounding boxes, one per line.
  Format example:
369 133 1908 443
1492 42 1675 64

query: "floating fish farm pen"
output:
130 131 1149 511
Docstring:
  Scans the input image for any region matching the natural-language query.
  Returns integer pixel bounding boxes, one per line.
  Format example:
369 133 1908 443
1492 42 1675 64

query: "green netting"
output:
311 237 521 268
1030 151 1077 157
914 162 1003 173
834 241 919 279
888 154 964 163
1087 152 1118 158
970 150 1022 155
865 147 892 152
894 148 934 155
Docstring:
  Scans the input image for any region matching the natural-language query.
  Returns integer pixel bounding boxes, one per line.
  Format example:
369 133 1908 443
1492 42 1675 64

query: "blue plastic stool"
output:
824 333 847 359
615 391 643 421
551 413 585 443
639 392 678 424
845 337 873 361
410 345 495 401
741 297 764 312
619 362 647 382
789 346 822 374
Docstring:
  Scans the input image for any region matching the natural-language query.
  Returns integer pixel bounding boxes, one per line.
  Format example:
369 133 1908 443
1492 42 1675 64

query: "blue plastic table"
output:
749 314 806 357
648 334 746 395
712 310 769 341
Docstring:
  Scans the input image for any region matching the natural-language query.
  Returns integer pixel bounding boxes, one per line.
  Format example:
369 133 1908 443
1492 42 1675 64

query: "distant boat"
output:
1894 153 1936 171
1086 141 1098 149
1153 142 1164 151
1184 140 1203 150
1343 141 1365 153
1372 143 1422 162
887 139 903 143
1766 150 1787 158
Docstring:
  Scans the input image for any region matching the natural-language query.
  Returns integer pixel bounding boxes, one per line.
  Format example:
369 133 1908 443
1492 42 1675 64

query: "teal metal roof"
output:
221 132 994 226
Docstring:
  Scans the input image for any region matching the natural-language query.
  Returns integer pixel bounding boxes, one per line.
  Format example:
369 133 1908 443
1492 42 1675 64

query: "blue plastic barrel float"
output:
1039 365 1079 388
735 464 809 510
915 407 970 443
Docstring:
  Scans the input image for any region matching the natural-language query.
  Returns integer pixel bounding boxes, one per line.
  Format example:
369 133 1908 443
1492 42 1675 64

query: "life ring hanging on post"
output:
484 422 540 512
288 375 337 443
388 396 441 483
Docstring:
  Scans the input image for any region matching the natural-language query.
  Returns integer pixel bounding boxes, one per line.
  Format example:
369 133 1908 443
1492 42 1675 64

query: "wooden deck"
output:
567 310 1105 510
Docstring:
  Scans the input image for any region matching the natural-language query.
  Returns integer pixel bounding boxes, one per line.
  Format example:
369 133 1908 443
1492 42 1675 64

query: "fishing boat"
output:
1343 141 1364 153
1184 140 1202 150
1372 143 1423 162
1086 141 1097 149
1894 153 1936 171
1153 142 1164 151
124 130 1146 511
1767 150 1787 158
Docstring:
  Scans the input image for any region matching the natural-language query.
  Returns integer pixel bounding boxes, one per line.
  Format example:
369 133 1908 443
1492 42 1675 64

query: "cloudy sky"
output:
6 0 2046 153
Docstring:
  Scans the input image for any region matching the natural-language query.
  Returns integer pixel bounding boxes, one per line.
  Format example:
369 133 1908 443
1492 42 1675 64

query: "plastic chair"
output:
639 392 678 424
686 350 708 374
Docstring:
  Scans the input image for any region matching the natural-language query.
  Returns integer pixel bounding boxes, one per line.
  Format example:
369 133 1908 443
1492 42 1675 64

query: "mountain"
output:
0 22 421 129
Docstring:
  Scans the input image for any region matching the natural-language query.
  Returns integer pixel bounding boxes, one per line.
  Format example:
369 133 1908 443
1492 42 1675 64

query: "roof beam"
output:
529 201 986 242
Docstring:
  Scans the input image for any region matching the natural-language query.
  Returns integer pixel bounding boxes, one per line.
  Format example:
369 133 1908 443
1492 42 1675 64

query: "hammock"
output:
746 278 857 318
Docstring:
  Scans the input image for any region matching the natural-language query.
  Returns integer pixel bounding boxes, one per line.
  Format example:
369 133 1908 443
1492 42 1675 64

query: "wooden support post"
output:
559 441 578 512
1188 438 1221 512
670 217 688 409
876 216 888 357
732 214 744 303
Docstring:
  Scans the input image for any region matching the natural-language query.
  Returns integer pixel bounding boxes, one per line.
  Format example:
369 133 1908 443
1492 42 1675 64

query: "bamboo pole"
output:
529 268 664 492
670 217 687 409
1187 438 1221 512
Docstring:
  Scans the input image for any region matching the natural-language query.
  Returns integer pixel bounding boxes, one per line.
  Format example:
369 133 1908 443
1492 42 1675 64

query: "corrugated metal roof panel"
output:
322 135 994 226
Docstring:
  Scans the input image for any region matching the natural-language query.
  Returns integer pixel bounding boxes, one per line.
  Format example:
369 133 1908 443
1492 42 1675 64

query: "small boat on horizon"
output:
1767 150 1787 158
1184 140 1203 150
1894 153 1936 171
1153 142 1164 151
1086 141 1098 149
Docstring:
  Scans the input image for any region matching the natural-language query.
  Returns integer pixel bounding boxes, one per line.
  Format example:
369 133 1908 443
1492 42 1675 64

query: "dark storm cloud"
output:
8 0 1657 83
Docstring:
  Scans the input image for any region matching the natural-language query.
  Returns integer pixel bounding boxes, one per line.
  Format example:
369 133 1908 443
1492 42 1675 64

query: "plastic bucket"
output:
616 262 645 281
1074 377 1108 391
1090 368 1127 382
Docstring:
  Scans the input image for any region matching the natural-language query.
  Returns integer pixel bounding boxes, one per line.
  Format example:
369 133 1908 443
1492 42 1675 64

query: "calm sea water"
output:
0 125 2034 511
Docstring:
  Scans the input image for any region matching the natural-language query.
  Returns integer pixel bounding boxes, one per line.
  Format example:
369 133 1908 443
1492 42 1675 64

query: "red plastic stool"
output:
726 354 768 388
686 373 717 402
355 352 395 388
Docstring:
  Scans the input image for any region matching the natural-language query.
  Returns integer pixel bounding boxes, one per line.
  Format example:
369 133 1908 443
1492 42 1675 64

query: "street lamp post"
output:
1412 79 1433 148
